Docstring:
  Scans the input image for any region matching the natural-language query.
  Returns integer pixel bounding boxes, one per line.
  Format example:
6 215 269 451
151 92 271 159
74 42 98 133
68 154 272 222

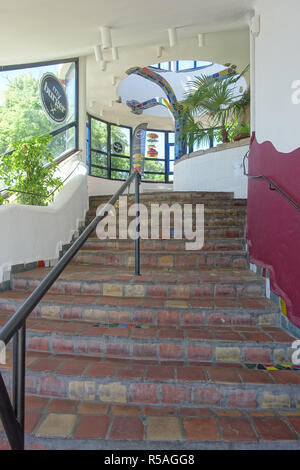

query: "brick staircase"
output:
0 190 300 450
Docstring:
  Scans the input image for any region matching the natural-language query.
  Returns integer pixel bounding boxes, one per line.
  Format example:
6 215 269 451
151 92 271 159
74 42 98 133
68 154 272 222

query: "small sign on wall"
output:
40 73 68 123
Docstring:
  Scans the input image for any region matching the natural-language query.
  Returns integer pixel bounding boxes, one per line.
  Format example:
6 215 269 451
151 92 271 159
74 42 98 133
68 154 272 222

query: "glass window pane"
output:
111 125 130 156
144 159 165 174
169 146 175 160
169 160 175 173
0 61 77 156
196 61 213 69
168 174 174 182
91 166 107 178
178 60 195 71
168 132 175 144
160 62 170 71
49 126 76 160
111 170 128 180
91 151 107 167
111 156 130 170
142 172 165 182
91 119 107 152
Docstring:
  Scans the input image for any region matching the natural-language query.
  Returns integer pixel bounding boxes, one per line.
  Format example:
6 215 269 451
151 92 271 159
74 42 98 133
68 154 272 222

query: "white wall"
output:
254 0 300 152
0 159 89 283
173 141 249 198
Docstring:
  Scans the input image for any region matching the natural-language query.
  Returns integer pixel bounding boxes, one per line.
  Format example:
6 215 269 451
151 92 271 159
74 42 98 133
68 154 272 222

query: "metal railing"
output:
243 150 300 212
0 169 141 449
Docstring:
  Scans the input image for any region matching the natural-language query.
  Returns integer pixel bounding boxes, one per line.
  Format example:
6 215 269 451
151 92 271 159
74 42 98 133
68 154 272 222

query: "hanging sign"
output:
130 123 148 174
40 73 68 123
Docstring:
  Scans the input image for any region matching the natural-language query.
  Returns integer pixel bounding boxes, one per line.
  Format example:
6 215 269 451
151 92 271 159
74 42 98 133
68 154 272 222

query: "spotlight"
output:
198 33 205 47
168 28 177 47
112 47 119 60
94 45 103 62
100 26 112 49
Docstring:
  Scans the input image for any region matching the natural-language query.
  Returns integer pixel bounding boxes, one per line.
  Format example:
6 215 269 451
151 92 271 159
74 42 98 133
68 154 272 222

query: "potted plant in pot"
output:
179 65 250 149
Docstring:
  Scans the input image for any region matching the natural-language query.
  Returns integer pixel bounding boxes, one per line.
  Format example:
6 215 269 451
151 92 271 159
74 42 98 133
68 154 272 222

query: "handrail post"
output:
135 171 141 275
12 322 26 448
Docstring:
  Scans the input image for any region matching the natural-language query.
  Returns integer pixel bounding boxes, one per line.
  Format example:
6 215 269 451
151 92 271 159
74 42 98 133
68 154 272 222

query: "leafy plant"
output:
0 134 62 206
180 65 250 147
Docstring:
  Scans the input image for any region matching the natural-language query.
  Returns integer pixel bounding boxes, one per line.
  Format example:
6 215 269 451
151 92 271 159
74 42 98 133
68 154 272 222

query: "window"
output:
0 58 78 159
149 60 213 73
88 115 132 180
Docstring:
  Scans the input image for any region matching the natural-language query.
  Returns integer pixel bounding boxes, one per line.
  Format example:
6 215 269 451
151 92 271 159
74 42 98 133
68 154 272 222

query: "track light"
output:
112 47 119 60
156 45 163 58
109 100 114 108
94 45 103 62
100 26 112 49
198 33 205 47
168 28 177 47
99 60 107 71
112 76 117 86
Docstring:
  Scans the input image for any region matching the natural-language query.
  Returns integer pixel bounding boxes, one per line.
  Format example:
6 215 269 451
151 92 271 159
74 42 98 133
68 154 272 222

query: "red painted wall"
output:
246 133 300 328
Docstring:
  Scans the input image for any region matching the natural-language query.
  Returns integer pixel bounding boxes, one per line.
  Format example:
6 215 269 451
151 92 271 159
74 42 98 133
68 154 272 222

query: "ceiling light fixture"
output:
112 47 119 60
93 45 103 62
100 26 112 49
198 33 205 47
112 76 117 86
168 28 177 48
99 60 107 71
156 45 163 58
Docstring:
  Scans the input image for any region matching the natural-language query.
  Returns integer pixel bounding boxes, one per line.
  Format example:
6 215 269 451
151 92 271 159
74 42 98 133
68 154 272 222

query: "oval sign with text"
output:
40 73 68 123
112 141 123 154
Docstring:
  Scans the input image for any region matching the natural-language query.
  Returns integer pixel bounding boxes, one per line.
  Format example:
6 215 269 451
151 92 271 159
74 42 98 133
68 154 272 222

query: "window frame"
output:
0 57 79 162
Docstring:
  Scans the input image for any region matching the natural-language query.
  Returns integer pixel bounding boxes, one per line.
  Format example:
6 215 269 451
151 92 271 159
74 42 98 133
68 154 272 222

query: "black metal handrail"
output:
0 169 141 449
243 150 300 212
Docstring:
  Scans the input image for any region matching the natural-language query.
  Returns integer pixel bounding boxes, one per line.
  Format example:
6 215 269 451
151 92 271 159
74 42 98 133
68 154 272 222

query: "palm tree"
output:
180 66 250 148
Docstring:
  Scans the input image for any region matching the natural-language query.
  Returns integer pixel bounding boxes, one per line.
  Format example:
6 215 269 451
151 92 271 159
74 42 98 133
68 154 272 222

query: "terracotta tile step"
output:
72 250 248 269
9 266 266 299
81 237 246 252
90 226 245 239
0 292 279 327
87 206 247 218
89 191 236 203
85 215 246 228
0 314 294 363
2 393 300 450
89 197 247 209
1 353 300 410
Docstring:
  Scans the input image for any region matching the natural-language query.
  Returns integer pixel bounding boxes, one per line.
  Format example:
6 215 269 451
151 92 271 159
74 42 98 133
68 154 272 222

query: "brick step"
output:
9 266 266 299
89 191 237 204
2 395 300 449
89 198 247 211
72 250 248 269
0 292 279 327
0 314 294 364
87 206 247 218
89 226 245 239
1 352 300 410
85 215 246 227
81 237 246 252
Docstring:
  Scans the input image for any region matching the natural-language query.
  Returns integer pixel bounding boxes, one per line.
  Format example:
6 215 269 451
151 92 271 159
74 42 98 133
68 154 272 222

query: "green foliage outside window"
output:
0 134 62 206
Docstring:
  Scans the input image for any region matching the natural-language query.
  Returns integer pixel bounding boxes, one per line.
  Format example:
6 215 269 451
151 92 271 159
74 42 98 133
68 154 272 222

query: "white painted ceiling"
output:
0 0 255 66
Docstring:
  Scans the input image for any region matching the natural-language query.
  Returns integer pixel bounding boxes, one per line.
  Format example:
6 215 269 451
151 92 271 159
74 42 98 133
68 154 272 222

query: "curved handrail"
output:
243 150 300 212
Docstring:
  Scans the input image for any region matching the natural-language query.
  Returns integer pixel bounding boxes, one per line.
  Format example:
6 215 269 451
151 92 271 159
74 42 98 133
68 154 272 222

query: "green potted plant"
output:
0 133 62 206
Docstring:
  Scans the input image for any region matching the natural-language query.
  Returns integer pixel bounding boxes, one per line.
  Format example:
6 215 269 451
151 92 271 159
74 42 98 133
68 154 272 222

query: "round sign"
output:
40 73 68 123
112 141 123 154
